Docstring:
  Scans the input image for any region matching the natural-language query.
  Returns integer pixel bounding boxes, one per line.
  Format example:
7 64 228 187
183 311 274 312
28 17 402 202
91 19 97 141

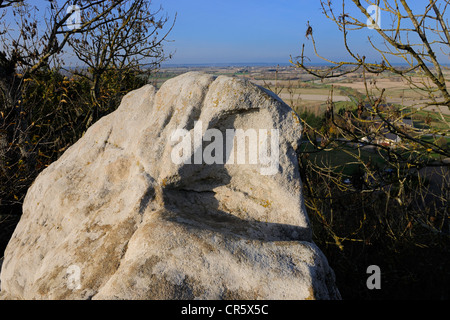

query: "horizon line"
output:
160 61 449 68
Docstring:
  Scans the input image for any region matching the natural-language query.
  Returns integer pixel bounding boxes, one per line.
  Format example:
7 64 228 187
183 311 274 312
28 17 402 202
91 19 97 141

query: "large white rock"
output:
0 72 340 299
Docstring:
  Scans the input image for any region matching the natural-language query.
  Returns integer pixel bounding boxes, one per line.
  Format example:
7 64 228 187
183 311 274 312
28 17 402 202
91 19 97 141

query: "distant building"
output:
384 133 401 144
400 118 413 128
375 132 401 146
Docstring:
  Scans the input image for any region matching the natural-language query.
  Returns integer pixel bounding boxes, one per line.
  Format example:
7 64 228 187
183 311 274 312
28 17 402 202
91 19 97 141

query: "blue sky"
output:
154 0 348 64
3 1 446 66
153 0 394 65
151 0 449 65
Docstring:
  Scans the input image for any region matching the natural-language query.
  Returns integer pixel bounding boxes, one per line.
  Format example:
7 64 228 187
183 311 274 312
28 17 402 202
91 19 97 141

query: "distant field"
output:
408 108 450 130
150 66 450 116
328 76 450 115
300 141 387 177
278 92 351 102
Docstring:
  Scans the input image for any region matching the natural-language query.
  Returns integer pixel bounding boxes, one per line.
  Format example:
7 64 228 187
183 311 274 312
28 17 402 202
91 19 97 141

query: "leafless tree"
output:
293 0 449 109
292 0 449 162
0 1 175 218
68 0 175 116
0 0 133 216
0 0 129 160
287 1 449 269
